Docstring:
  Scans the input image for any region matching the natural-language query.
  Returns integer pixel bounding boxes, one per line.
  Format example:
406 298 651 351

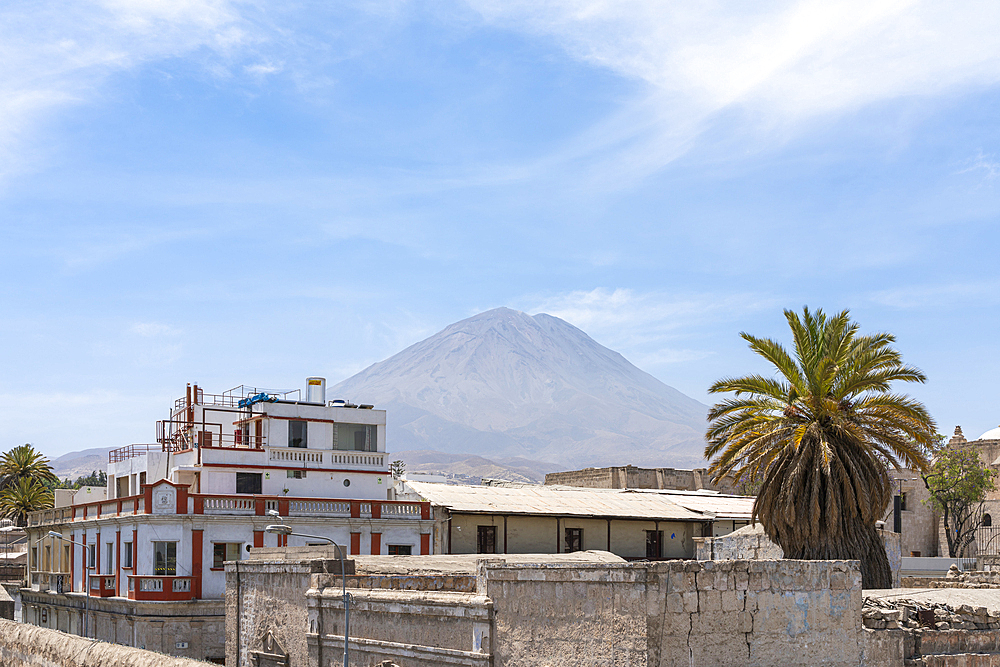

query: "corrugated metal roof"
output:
633 490 755 520
404 481 710 522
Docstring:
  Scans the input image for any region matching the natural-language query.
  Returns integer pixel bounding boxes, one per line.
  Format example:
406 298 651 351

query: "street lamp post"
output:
264 522 351 667
47 531 93 638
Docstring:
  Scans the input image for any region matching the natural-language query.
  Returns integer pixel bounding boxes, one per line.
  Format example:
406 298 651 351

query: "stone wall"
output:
544 465 734 492
0 618 215 667
233 556 866 667
697 524 902 588
21 591 225 661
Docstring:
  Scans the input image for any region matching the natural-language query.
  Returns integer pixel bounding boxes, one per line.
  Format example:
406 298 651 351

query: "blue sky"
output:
2 0 1000 458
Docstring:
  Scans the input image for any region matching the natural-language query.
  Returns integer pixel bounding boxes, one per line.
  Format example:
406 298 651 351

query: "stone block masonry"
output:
233 555 867 667
0 618 216 667
478 559 863 667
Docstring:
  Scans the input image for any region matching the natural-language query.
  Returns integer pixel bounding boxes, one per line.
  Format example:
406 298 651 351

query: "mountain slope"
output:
331 308 709 468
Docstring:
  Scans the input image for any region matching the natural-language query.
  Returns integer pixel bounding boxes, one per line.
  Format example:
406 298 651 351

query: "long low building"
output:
396 480 754 560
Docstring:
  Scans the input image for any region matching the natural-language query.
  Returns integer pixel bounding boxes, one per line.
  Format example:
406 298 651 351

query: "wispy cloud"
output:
466 0 1000 182
956 150 1000 185
521 287 778 361
869 280 1000 309
0 0 254 181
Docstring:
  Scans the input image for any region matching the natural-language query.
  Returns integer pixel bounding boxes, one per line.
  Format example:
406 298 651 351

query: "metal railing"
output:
109 444 161 463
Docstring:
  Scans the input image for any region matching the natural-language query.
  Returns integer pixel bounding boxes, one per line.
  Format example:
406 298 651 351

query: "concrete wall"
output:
0 618 216 667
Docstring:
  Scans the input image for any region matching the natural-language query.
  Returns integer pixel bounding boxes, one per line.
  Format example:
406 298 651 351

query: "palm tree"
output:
0 444 58 490
705 307 935 589
0 476 53 526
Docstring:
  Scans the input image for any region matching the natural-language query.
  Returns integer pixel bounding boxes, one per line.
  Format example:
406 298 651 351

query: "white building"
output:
24 379 432 663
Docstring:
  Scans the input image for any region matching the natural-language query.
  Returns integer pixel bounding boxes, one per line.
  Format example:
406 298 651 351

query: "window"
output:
288 420 308 448
477 526 497 554
31 547 37 572
645 531 663 560
122 542 133 569
334 423 376 451
899 492 908 511
63 545 70 573
236 472 263 494
287 470 307 479
153 542 177 575
565 528 583 553
87 543 96 569
388 545 412 555
213 543 242 568
985 514 993 527
105 543 114 574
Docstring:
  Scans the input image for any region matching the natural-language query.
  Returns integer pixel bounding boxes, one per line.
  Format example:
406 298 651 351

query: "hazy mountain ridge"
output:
332 308 710 468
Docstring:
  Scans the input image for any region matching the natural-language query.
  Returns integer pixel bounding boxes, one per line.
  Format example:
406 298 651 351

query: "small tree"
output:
389 460 406 478
923 446 996 558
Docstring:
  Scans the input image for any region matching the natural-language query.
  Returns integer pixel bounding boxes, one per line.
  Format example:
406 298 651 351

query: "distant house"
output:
396 479 753 560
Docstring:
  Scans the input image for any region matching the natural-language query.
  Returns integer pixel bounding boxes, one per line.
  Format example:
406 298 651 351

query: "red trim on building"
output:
126 575 196 602
370 532 381 555
115 531 121 597
95 531 101 574
194 496 204 514
192 529 203 599
371 503 381 519
421 503 431 520
143 486 153 514
420 533 430 555
350 532 361 555
254 498 265 516
278 499 289 516
197 462 388 475
253 531 264 548
350 502 360 519
176 486 188 515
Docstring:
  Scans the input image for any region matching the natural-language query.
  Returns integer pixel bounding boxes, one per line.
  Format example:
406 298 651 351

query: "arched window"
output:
984 514 993 527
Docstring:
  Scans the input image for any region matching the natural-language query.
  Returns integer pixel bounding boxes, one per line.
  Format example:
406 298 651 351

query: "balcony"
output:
89 574 117 597
127 575 195 601
28 494 430 524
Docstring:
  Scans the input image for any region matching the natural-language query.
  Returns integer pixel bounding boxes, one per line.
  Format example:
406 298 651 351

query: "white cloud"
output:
466 0 1000 181
522 287 778 359
0 0 253 181
956 150 1000 184
869 281 1000 309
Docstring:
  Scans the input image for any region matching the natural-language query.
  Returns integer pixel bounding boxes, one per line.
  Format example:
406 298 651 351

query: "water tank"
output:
306 377 326 404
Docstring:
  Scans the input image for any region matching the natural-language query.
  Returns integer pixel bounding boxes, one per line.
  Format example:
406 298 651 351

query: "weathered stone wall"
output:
225 559 314 667
21 590 225 660
482 562 648 667
480 559 863 667
697 525 901 588
544 466 733 492
0 618 216 667
232 556 866 667
307 585 493 667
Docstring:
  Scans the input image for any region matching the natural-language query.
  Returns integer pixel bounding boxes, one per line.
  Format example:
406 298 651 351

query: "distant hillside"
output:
392 450 560 485
48 447 114 483
332 307 709 469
